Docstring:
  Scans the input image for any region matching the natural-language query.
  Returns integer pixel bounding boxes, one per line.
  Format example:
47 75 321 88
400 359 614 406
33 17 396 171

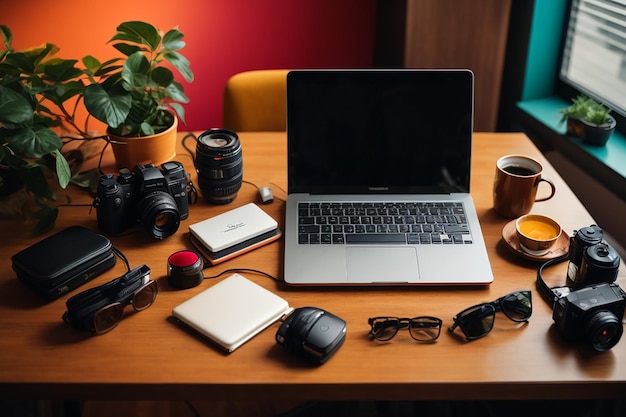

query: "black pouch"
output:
11 226 117 301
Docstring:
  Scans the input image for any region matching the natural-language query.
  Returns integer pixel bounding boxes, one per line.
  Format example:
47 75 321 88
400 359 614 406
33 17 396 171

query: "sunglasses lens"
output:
94 304 124 334
501 291 532 321
409 317 442 341
459 304 495 339
371 318 400 341
134 281 158 311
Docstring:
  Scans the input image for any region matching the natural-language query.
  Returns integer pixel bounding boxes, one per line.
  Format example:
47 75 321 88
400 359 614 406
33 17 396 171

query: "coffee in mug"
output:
493 155 556 218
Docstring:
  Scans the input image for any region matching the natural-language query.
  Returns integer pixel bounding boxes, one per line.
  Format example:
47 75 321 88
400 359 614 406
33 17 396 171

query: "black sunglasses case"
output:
11 226 117 301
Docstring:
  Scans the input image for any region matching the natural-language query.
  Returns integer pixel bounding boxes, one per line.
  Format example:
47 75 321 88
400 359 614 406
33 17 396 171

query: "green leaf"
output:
6 125 62 158
83 83 132 128
165 81 189 103
163 51 194 83
151 66 174 87
111 43 143 57
41 58 82 82
0 85 34 125
1 25 11 49
112 21 160 51
121 51 151 87
52 150 71 188
162 28 185 51
168 102 185 125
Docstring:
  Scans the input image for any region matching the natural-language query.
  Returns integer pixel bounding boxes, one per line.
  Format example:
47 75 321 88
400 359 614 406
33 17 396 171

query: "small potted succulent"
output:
559 94 616 146
82 21 194 169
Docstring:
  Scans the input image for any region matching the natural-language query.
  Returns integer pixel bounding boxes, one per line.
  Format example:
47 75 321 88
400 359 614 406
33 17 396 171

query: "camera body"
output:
553 282 625 352
95 162 189 239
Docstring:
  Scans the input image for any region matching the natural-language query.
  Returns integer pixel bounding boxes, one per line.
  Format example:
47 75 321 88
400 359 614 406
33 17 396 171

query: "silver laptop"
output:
283 69 493 286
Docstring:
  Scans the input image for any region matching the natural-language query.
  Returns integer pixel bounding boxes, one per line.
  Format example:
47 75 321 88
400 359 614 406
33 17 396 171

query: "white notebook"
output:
172 274 291 352
188 203 278 252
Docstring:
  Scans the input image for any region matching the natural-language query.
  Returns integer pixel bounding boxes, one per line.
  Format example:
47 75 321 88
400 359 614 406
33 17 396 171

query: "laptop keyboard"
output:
297 201 472 245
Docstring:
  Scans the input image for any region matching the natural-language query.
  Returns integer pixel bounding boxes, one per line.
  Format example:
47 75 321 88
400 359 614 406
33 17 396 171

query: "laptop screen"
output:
287 69 474 195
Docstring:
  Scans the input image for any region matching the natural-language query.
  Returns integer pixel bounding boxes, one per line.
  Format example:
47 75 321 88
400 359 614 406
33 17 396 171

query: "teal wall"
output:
522 0 569 100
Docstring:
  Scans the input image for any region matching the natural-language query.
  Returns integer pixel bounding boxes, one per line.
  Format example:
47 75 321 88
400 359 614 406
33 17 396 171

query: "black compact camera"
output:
276 307 346 365
552 282 625 352
566 225 620 287
194 128 243 205
94 161 189 239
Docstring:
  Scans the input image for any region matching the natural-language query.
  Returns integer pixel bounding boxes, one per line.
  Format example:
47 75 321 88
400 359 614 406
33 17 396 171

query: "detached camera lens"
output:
585 310 623 352
195 129 243 204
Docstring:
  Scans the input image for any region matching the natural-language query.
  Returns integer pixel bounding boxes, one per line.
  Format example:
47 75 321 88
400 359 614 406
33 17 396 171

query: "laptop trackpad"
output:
345 247 419 283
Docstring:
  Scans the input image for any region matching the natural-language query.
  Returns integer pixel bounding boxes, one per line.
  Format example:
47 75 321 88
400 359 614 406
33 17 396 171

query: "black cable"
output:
203 267 279 281
181 132 198 165
112 246 131 272
536 253 570 307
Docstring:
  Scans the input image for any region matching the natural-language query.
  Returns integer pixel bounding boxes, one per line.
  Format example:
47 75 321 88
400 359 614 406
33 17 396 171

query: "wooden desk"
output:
1 132 624 401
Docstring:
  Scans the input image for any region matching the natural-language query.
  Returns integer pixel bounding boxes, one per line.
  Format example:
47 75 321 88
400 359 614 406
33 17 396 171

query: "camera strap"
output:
536 253 572 308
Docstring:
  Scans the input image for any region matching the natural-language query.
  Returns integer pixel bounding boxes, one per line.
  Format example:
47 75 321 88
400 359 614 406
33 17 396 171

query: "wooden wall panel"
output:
376 0 512 131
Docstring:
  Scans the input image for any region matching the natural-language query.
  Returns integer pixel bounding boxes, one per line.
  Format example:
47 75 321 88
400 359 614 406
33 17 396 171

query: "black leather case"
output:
11 226 116 301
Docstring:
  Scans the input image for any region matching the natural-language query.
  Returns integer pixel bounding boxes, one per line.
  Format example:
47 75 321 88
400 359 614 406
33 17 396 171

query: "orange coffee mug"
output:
493 155 556 218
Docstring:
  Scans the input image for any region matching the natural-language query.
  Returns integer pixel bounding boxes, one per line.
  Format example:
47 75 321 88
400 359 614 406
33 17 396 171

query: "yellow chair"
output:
222 69 289 132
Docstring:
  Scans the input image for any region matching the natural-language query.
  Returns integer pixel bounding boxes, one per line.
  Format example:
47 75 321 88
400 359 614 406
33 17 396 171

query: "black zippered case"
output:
12 226 117 301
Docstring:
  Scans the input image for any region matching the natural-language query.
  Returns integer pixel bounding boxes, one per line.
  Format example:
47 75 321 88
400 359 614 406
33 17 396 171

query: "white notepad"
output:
188 203 278 252
172 274 291 352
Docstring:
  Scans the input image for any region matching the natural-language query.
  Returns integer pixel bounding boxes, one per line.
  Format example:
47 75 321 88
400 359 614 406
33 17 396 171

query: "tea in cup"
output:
493 155 556 218
515 214 562 256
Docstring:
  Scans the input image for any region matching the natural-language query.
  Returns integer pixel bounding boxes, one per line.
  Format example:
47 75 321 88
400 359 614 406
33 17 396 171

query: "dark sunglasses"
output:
92 280 158 334
448 290 532 340
368 316 443 342
63 264 157 334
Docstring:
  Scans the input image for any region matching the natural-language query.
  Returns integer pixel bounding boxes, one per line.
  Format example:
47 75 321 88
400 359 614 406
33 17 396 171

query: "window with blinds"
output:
560 0 626 117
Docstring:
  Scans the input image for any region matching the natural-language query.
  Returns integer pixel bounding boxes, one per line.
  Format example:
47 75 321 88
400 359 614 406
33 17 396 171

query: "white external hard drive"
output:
188 203 278 252
172 274 292 352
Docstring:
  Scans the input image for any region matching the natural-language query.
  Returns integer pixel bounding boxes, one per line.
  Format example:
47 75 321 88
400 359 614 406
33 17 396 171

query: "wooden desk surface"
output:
1 132 625 401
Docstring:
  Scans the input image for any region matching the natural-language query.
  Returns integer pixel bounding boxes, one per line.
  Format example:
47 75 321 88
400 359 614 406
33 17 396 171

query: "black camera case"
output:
275 307 346 365
11 226 116 301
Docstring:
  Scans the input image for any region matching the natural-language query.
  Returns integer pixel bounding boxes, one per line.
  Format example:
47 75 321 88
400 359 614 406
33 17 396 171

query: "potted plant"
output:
83 21 194 169
559 94 616 146
0 25 94 234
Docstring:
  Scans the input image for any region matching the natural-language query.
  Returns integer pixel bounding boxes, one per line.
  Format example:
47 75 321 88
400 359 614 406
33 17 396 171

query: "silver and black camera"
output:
553 282 625 352
194 128 243 204
94 161 189 239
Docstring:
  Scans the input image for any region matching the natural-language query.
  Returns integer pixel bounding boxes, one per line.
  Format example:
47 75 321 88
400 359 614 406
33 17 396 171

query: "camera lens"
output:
195 129 243 205
136 191 181 239
585 310 623 352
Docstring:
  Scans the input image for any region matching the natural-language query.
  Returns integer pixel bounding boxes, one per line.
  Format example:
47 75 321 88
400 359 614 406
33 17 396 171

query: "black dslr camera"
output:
552 282 625 352
94 161 189 239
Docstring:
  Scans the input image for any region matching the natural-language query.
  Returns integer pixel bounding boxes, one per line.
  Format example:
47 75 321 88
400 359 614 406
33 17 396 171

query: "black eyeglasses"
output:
368 316 443 342
448 290 532 340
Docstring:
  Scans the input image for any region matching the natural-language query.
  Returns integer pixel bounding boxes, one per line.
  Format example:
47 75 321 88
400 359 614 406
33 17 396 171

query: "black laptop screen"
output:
287 69 473 195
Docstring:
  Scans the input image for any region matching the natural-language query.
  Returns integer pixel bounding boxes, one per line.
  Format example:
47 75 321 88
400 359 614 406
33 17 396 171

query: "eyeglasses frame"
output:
368 316 443 342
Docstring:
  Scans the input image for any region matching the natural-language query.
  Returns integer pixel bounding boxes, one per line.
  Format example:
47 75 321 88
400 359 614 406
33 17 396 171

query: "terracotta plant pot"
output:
108 116 178 170
565 116 616 146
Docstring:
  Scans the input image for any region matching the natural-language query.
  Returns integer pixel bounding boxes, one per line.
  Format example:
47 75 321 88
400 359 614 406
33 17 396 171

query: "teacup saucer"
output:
501 219 570 261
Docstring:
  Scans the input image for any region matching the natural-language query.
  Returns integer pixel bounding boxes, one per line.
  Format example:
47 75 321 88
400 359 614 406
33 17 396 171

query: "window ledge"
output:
516 96 626 202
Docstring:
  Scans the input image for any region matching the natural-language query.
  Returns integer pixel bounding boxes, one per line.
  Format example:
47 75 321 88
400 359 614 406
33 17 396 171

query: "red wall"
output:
4 0 377 131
